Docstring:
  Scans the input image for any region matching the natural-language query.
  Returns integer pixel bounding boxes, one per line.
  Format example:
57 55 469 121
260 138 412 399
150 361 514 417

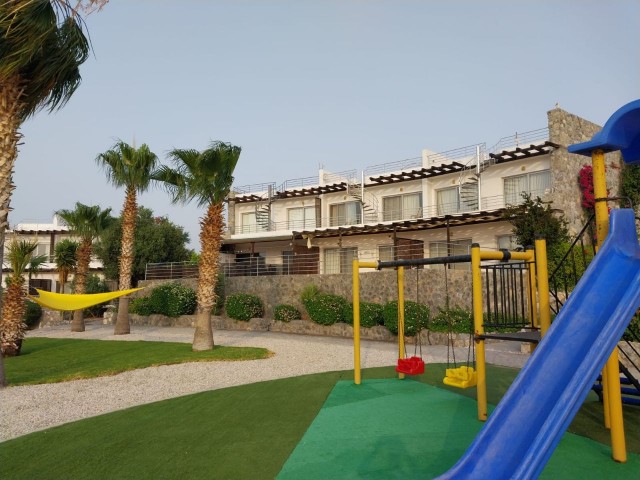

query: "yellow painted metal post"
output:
472 244 487 421
397 266 405 380
353 259 361 385
593 149 626 462
535 238 551 337
527 246 538 330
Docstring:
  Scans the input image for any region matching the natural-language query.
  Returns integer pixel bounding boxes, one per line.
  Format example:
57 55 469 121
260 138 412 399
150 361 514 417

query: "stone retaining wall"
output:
139 268 473 320
129 313 473 347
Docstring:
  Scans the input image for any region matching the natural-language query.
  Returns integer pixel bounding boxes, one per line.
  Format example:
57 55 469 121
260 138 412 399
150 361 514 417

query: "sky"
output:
12 0 640 250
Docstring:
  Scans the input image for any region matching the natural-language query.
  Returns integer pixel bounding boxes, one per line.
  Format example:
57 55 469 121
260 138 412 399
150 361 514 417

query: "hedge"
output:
226 293 264 321
382 300 429 336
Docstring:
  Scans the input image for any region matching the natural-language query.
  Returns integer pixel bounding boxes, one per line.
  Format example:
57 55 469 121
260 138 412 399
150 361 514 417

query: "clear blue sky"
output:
13 0 640 250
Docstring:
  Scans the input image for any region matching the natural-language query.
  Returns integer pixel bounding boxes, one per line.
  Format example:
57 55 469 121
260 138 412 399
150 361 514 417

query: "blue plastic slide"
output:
436 209 640 480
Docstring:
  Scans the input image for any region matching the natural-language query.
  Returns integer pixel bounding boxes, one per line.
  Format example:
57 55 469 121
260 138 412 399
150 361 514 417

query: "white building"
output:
220 107 621 277
2 215 104 293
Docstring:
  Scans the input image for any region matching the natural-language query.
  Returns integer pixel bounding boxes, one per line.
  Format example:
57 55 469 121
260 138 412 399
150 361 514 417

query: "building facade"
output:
220 107 622 277
2 215 104 293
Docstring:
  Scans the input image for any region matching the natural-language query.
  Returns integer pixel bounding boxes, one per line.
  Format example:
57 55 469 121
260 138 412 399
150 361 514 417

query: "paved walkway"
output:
0 323 530 442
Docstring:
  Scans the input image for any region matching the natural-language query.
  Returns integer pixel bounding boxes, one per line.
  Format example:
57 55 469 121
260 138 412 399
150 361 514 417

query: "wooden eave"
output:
368 162 466 185
293 209 506 239
490 141 559 164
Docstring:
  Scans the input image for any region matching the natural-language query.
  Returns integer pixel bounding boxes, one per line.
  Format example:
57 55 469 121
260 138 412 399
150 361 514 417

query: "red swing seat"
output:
396 356 425 375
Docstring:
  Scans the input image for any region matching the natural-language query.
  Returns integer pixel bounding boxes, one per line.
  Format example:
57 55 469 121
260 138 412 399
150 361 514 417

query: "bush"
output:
383 300 429 336
343 301 384 328
304 293 348 326
23 300 42 329
430 307 472 333
301 284 319 304
274 304 301 322
135 282 197 317
226 293 264 321
129 296 154 316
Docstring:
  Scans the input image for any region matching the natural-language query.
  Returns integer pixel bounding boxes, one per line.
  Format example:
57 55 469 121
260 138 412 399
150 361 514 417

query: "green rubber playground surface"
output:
277 378 640 479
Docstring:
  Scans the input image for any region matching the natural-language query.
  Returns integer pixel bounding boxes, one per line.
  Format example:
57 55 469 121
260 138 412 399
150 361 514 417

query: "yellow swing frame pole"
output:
353 260 379 385
471 244 487 421
397 266 406 380
592 149 626 462
353 259 362 385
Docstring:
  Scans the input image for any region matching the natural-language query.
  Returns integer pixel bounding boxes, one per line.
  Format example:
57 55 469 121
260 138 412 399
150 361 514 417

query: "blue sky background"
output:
13 0 640 250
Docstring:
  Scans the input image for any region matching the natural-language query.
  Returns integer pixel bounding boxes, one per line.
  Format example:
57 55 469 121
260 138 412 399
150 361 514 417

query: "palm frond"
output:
96 140 159 192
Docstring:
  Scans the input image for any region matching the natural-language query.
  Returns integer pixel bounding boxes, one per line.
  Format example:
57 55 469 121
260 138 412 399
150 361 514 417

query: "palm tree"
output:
154 141 241 351
0 1 91 245
54 238 78 293
0 239 38 356
96 141 158 335
57 202 114 332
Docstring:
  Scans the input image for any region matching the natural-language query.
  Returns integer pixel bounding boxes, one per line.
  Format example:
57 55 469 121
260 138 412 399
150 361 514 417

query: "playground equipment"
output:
28 288 143 311
434 99 640 478
352 244 546 421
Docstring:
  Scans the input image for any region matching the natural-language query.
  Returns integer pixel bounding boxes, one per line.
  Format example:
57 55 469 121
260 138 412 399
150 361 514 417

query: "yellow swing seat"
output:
443 365 477 389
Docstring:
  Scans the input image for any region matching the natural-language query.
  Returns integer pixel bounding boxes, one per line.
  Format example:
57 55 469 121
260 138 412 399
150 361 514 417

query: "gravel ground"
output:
0 323 530 442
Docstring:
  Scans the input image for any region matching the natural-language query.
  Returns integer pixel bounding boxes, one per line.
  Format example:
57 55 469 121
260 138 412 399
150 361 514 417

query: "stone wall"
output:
139 268 473 319
548 107 623 236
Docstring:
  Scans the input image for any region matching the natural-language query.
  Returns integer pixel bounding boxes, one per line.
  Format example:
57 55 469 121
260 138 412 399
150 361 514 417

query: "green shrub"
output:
274 304 302 322
226 293 264 321
382 300 429 336
301 284 319 304
129 296 154 316
23 300 42 329
430 307 472 333
343 301 384 328
304 293 348 326
624 314 640 342
136 282 197 317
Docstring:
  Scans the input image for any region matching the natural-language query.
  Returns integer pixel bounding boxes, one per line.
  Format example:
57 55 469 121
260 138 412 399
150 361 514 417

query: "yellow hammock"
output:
28 288 143 311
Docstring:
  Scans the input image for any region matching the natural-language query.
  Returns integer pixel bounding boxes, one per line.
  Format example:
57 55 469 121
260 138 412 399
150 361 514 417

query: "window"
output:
240 212 267 233
382 193 422 221
436 187 459 215
504 170 551 205
287 206 316 230
36 243 49 259
329 202 362 227
429 239 472 270
324 247 358 274
378 245 395 262
497 235 521 251
436 185 477 215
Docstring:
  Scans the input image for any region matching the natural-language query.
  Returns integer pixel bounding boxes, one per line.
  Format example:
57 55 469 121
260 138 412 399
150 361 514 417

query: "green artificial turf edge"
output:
1 365 638 480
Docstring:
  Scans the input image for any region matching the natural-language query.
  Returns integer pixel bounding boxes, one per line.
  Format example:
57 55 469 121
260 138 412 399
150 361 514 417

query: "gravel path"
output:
0 324 530 442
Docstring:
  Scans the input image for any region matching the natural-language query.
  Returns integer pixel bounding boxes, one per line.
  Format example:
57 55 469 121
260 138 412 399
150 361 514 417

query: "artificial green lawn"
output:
0 338 640 480
3 337 272 385
1 362 639 479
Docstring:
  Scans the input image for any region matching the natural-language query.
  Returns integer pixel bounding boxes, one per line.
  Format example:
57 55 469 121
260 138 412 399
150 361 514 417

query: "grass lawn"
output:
3 337 272 385
3 339 639 479
1 363 639 480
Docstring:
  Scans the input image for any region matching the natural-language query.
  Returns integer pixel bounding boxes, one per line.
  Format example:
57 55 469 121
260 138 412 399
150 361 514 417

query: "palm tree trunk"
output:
72 240 92 332
0 78 24 375
1 282 27 356
193 202 224 351
114 188 137 335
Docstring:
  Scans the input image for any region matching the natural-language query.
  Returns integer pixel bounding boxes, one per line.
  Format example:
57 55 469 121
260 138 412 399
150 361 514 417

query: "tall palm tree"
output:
57 202 114 332
0 1 90 244
96 141 158 335
54 238 78 292
154 141 241 351
0 239 38 356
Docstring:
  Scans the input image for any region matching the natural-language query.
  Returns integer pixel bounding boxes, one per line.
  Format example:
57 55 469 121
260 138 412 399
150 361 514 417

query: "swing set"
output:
352 239 551 421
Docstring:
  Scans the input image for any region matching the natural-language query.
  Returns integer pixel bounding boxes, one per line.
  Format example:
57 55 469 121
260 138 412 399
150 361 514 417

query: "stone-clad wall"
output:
140 268 473 319
548 107 622 236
